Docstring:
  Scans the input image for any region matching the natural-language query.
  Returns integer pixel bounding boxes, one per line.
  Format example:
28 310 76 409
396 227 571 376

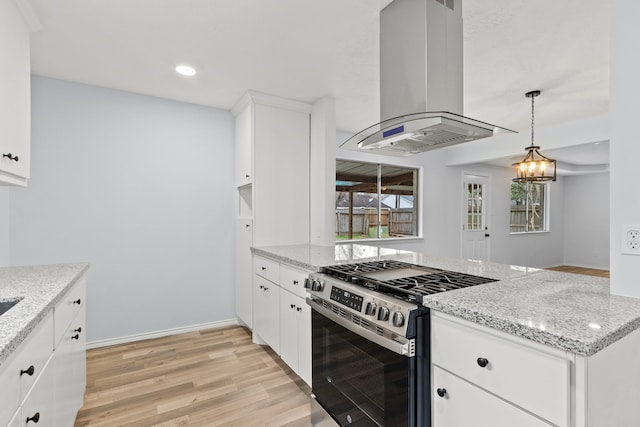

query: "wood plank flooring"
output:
545 265 610 278
75 326 312 427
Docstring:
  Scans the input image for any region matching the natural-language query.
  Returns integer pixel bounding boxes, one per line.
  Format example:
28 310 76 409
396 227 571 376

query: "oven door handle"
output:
306 297 415 357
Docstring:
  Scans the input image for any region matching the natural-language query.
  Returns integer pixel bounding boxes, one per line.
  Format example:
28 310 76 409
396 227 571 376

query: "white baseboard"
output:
86 318 239 349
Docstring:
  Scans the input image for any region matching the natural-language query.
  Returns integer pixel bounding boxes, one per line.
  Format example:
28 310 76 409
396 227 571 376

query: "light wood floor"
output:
75 326 312 427
545 265 610 278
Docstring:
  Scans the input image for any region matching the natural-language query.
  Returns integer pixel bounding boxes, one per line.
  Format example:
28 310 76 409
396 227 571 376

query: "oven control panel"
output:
330 286 364 312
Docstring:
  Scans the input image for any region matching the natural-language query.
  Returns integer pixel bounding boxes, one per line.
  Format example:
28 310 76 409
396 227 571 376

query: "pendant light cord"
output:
530 93 535 147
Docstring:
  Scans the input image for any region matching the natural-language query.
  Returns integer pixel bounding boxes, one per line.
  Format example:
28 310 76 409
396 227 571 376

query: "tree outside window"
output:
510 182 547 233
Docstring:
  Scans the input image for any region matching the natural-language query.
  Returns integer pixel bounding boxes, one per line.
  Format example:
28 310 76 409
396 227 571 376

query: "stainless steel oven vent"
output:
339 0 515 156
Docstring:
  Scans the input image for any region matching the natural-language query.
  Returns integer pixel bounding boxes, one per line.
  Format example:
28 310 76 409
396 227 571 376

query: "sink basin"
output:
0 298 23 316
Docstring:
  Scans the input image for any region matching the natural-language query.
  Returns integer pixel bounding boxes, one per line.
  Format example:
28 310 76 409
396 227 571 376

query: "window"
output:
335 160 418 240
510 182 548 233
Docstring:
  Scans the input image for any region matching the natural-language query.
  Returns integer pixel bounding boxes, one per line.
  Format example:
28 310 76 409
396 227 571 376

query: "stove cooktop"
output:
321 260 497 303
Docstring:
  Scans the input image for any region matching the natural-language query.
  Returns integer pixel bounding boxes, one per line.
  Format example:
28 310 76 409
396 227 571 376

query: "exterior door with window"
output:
462 174 490 261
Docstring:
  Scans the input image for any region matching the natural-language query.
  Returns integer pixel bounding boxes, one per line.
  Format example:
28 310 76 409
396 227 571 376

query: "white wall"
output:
610 0 640 298
0 189 9 266
9 77 236 343
563 173 609 269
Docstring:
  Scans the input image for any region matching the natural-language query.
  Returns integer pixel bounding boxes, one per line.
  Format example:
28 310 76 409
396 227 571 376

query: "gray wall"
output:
563 172 610 269
9 77 235 343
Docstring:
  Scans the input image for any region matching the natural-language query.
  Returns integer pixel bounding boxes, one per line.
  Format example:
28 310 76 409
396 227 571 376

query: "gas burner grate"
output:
321 260 497 303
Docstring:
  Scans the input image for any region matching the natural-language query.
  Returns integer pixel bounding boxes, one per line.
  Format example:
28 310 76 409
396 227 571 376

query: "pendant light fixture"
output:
512 90 556 182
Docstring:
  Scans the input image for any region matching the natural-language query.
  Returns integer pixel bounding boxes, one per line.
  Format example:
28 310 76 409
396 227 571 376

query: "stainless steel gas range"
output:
305 259 497 427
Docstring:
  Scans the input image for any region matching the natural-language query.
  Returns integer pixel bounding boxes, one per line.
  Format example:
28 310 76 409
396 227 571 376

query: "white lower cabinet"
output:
252 255 312 386
432 313 568 427
253 275 280 354
20 356 56 427
279 288 311 386
53 304 86 426
433 366 551 427
431 311 640 427
432 312 568 427
0 275 87 427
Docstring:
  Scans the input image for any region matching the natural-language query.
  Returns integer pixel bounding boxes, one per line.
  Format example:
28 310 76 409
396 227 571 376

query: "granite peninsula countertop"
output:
0 263 89 367
252 244 640 356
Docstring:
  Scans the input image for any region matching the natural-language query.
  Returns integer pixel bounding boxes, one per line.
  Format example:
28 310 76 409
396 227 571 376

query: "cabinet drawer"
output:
432 314 569 427
279 264 308 298
21 356 55 427
253 256 279 283
0 352 21 426
54 276 86 346
16 310 54 402
433 366 552 427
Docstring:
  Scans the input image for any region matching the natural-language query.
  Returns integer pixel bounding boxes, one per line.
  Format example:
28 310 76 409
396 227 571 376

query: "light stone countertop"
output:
0 263 90 368
252 243 640 356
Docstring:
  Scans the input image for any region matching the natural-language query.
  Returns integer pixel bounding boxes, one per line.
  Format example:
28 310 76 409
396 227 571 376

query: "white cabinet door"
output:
297 299 312 386
235 219 253 327
253 275 280 354
234 103 252 187
54 305 86 427
252 103 309 247
433 366 552 427
0 0 30 185
279 289 299 371
279 288 312 386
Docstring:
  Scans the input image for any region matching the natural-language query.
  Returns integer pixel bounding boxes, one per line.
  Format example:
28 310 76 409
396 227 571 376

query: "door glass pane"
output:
467 183 484 231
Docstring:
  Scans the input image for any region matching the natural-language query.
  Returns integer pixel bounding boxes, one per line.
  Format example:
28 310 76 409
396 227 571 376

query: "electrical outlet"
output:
622 224 640 256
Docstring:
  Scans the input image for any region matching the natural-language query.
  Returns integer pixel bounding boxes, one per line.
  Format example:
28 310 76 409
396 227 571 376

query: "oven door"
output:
308 298 428 427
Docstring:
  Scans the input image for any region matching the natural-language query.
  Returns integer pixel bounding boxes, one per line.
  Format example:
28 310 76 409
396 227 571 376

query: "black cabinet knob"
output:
245 224 250 228
261 267 267 270
293 280 299 285
74 327 82 333
20 365 35 376
290 304 295 309
436 388 447 398
72 334 80 340
296 307 302 312
73 299 82 305
477 357 489 368
245 174 250 178
2 153 19 162
26 412 40 423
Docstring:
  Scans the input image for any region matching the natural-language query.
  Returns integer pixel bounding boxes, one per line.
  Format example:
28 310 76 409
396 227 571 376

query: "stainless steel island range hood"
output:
341 0 515 156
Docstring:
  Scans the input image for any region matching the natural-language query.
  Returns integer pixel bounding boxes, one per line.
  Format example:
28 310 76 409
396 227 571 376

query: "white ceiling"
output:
27 0 610 170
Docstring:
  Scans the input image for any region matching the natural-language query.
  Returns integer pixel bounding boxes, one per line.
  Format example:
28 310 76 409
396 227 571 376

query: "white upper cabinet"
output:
234 103 253 187
0 0 33 186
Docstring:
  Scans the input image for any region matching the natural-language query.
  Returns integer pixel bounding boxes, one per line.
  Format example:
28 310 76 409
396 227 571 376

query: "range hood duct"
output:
340 0 515 156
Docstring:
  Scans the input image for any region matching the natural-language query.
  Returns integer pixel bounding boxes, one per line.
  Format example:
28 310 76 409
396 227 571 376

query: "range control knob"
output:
311 279 324 292
365 302 377 316
391 311 405 327
377 306 390 321
304 278 311 289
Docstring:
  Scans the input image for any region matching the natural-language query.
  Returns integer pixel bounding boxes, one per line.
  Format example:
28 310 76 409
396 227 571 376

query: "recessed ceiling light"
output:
175 65 196 77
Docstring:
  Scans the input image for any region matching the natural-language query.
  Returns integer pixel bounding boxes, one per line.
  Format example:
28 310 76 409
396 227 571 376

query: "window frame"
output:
509 181 550 234
335 159 421 242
